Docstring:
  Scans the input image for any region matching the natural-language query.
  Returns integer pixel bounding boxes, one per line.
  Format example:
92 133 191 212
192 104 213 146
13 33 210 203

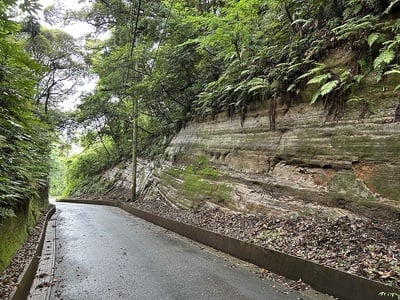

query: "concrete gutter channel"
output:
11 199 399 300
10 205 55 300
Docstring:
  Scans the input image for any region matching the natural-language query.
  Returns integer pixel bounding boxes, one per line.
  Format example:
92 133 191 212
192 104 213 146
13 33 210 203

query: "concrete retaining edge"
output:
10 205 56 300
59 199 400 300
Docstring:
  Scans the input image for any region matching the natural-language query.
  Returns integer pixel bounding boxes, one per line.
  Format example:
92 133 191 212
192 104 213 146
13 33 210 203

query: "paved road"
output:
48 203 312 300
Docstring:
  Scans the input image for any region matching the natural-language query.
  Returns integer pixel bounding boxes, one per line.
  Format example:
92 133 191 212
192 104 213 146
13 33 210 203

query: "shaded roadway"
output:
50 202 312 300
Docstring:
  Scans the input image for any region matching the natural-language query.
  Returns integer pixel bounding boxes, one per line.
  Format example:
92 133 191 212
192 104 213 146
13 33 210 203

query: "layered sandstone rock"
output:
163 90 400 220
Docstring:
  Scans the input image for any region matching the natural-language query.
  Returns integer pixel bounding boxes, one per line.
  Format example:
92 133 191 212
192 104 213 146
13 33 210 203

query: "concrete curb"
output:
59 199 400 300
10 205 56 300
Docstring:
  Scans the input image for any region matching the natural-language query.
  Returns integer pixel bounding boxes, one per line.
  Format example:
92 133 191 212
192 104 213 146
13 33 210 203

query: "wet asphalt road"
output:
50 202 310 300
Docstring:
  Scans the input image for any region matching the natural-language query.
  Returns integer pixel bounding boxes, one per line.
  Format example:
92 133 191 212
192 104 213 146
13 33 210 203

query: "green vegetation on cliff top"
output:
66 0 400 184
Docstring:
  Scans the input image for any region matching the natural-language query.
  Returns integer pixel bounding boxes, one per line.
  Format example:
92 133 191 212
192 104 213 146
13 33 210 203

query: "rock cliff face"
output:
92 74 400 222
95 159 153 202
161 88 400 221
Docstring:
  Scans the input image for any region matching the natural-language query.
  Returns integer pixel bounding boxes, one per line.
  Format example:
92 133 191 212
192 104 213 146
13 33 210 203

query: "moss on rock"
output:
328 171 376 205
0 197 47 273
363 164 400 202
158 157 233 209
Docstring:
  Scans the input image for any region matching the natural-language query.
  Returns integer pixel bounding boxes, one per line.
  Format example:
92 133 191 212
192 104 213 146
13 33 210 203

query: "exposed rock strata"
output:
86 81 400 221
163 98 400 220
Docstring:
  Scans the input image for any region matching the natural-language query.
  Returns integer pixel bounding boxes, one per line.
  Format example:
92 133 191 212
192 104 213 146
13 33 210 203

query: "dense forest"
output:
1 0 400 272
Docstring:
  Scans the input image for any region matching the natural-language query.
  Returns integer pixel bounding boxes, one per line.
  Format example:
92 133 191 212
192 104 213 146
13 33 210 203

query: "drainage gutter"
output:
10 205 56 300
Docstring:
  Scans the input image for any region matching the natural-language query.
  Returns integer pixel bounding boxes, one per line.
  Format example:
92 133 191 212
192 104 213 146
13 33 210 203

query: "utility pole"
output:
126 0 142 201
131 86 138 201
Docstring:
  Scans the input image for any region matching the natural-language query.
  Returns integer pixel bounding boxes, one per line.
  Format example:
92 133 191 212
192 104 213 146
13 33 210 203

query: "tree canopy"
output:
0 0 84 220
72 0 400 155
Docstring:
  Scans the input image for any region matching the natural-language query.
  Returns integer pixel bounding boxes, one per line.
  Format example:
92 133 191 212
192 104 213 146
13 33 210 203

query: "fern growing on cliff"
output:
374 49 396 70
365 27 399 86
296 62 365 119
65 0 400 178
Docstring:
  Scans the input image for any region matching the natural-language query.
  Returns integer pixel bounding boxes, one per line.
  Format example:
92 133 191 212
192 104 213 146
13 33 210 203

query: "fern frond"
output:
367 33 381 47
382 37 400 50
247 77 270 93
247 77 266 85
320 80 339 96
340 70 351 80
333 15 375 40
248 84 270 93
0 207 16 219
287 62 305 72
378 291 400 300
353 75 364 83
384 0 400 15
0 134 6 146
374 49 396 69
296 63 326 81
287 83 296 92
310 90 321 104
347 96 366 103
309 79 340 104
384 69 400 76
307 73 332 85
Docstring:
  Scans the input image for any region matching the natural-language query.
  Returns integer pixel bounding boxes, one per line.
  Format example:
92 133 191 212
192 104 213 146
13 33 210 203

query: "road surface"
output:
44 202 314 300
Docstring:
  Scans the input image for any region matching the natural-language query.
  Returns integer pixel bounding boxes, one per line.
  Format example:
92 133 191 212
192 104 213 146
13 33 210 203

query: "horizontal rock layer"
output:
164 95 400 220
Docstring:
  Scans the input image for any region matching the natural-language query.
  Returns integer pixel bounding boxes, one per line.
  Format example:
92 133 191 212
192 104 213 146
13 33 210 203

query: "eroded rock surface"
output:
163 99 400 220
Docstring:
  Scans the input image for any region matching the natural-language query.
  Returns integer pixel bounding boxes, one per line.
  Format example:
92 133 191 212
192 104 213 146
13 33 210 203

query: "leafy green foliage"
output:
379 291 400 300
74 0 400 121
374 49 396 69
23 25 87 113
292 1 400 112
0 0 53 221
49 146 68 196
367 32 382 47
63 141 120 196
0 208 15 220
296 62 364 118
64 0 400 196
333 15 377 41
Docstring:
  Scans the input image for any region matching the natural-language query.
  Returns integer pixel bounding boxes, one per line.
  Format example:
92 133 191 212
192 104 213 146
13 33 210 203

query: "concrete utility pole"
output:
131 91 138 201
127 0 142 201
